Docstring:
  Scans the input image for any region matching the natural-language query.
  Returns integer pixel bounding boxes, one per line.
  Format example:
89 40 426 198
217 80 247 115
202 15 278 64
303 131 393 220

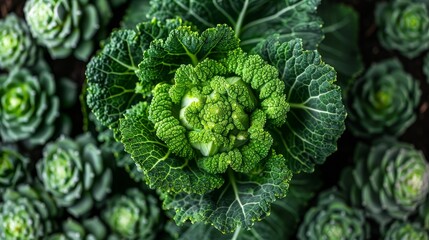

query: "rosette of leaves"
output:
0 14 38 70
340 139 429 226
37 133 112 217
383 221 429 240
0 145 28 194
86 18 345 232
47 217 107 240
102 188 161 240
297 189 368 240
375 0 429 58
0 67 59 145
0 184 59 239
346 58 420 138
24 0 112 60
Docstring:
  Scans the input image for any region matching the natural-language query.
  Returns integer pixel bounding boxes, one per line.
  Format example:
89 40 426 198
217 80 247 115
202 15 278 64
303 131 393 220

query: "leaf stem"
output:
241 1 303 33
235 0 249 36
228 168 246 219
231 226 242 240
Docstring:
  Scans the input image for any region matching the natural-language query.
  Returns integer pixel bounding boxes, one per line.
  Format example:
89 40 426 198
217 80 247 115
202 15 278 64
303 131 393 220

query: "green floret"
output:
0 67 59 145
102 188 161 240
383 221 429 240
149 50 286 174
24 0 112 60
0 14 38 70
0 185 59 239
37 134 112 217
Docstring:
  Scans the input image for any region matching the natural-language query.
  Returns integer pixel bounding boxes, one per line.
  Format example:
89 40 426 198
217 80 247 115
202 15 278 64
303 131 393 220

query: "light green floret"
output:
24 0 112 60
383 221 429 240
37 134 112 217
102 188 161 240
0 68 59 145
149 49 289 174
0 14 38 70
0 185 58 239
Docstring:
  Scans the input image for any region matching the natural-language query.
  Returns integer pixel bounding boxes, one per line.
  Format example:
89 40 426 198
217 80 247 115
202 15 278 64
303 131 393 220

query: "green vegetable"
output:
102 188 161 240
47 217 107 240
24 0 112 60
164 172 322 240
87 16 345 232
383 221 429 240
346 59 420 138
147 0 324 50
297 189 369 240
375 0 429 58
0 184 59 239
0 145 28 194
340 138 429 226
37 133 112 217
0 14 38 70
0 67 59 145
86 18 188 136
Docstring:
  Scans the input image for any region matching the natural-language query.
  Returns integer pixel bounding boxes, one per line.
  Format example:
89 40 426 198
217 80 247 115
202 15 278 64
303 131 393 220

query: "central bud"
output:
149 50 288 174
179 77 252 157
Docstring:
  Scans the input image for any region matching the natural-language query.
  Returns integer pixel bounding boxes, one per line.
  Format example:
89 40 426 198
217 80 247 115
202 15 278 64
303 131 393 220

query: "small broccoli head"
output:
149 49 289 174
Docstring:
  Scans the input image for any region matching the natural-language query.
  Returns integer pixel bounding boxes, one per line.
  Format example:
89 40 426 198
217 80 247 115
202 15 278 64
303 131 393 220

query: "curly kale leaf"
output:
148 0 323 50
166 172 321 239
86 18 186 135
120 102 224 194
162 152 292 233
136 24 239 87
255 37 346 173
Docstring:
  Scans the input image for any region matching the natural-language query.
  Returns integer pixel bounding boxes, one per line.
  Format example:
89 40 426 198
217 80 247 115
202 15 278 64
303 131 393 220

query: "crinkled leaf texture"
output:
162 152 292 233
136 23 239 89
254 37 346 173
148 0 323 50
86 18 186 136
121 102 292 233
120 102 224 194
166 172 321 239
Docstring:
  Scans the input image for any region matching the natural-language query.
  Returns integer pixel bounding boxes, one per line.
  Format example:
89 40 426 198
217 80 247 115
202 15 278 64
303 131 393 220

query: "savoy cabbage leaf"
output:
164 172 321 239
162 152 292 233
148 0 323 50
255 37 346 173
120 101 224 194
86 18 187 135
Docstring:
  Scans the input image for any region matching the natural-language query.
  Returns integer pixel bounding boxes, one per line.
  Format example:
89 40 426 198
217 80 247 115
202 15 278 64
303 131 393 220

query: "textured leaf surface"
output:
86 19 185 133
86 29 145 133
170 172 320 239
137 24 239 86
148 0 323 50
318 2 363 89
120 102 223 194
162 152 292 233
255 37 346 173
